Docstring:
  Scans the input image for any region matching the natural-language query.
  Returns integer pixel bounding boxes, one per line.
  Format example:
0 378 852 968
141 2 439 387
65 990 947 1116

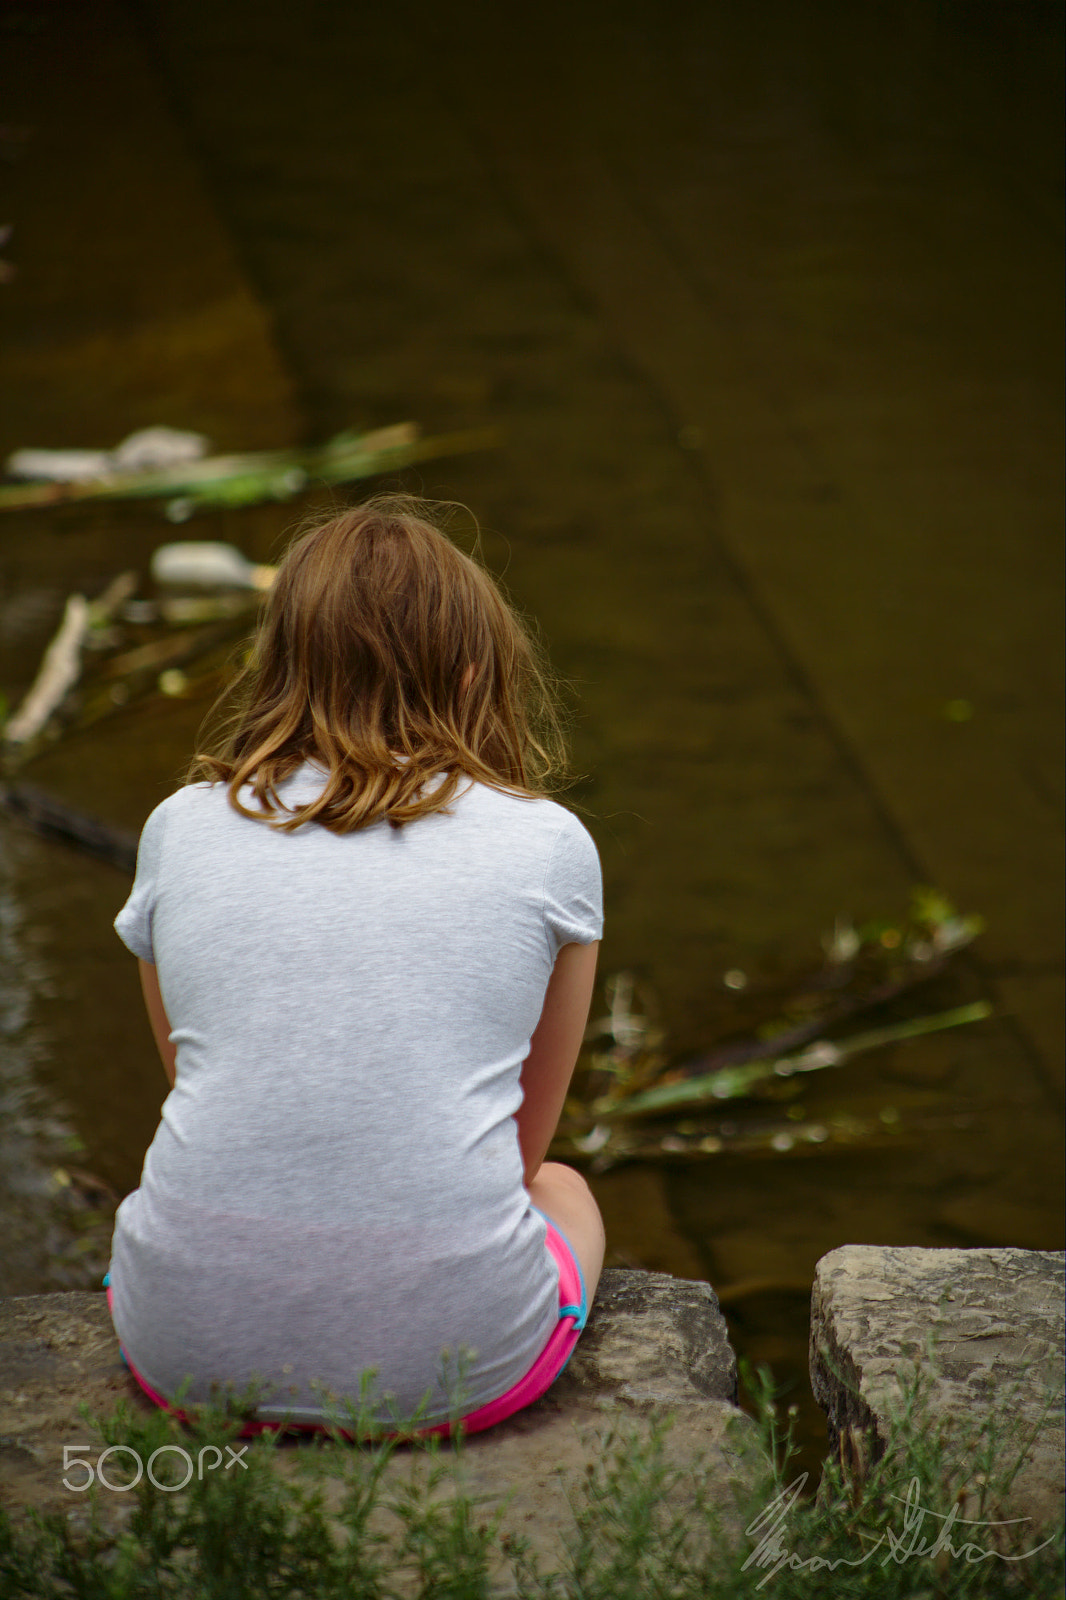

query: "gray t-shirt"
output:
110 766 602 1426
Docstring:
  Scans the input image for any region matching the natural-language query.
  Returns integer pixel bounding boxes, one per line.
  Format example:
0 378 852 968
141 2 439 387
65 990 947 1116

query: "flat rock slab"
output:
0 1269 751 1572
810 1245 1065 1528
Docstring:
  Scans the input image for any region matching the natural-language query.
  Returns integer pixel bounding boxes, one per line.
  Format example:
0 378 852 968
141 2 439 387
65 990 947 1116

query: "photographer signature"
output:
742 1473 1056 1588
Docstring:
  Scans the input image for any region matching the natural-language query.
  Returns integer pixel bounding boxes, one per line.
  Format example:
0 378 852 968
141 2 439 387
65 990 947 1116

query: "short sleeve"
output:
114 798 170 963
542 811 603 960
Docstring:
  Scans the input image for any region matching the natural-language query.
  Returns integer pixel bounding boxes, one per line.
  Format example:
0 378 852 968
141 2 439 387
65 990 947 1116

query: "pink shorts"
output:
105 1215 587 1439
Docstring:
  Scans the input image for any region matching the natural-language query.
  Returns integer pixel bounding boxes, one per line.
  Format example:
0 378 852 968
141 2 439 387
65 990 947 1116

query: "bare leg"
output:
526 1161 605 1308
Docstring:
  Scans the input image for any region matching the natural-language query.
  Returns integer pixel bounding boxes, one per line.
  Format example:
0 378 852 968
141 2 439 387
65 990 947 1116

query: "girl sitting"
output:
107 495 605 1434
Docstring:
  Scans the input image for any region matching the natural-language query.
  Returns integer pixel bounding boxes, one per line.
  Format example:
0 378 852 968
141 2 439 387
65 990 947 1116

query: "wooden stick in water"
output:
0 782 138 873
3 595 90 746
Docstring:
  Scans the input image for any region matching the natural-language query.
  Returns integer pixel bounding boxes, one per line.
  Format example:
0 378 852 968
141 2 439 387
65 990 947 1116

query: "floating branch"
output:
560 1104 982 1170
0 423 497 516
551 893 992 1168
590 1002 992 1121
675 906 983 1080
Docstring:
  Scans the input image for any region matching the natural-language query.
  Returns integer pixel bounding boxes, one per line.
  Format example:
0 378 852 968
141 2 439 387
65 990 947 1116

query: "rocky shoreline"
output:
1 1248 1062 1562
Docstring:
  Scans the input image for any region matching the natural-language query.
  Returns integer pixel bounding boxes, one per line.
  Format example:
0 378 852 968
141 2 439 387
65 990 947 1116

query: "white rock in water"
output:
5 447 114 482
151 541 275 591
6 428 210 483
111 427 210 472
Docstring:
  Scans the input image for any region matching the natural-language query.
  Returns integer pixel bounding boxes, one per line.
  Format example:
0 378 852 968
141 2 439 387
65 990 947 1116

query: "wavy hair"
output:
189 496 570 830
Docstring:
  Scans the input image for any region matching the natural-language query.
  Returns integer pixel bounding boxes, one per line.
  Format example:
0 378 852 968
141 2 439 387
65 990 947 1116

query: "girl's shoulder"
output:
135 781 240 854
456 785 601 899
148 779 228 823
458 780 595 841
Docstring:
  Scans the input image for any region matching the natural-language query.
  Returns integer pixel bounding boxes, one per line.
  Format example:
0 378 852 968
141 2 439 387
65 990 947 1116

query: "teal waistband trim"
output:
530 1204 588 1330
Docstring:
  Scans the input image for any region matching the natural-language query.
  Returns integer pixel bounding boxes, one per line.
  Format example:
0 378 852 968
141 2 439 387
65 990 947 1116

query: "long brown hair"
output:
189 496 570 830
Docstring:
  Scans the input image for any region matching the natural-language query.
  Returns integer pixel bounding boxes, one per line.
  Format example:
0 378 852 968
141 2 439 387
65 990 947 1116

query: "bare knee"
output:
533 1160 594 1199
528 1161 601 1224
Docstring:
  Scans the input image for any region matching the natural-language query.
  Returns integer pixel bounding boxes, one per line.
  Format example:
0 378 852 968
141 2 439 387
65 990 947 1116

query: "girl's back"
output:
109 767 600 1425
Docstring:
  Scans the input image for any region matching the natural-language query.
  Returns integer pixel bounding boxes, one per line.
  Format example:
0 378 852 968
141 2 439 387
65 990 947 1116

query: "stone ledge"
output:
0 1269 749 1567
555 1268 738 1408
810 1245 1065 1528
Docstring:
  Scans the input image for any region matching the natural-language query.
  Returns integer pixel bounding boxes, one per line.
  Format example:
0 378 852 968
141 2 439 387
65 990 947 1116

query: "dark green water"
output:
1 0 1062 1469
